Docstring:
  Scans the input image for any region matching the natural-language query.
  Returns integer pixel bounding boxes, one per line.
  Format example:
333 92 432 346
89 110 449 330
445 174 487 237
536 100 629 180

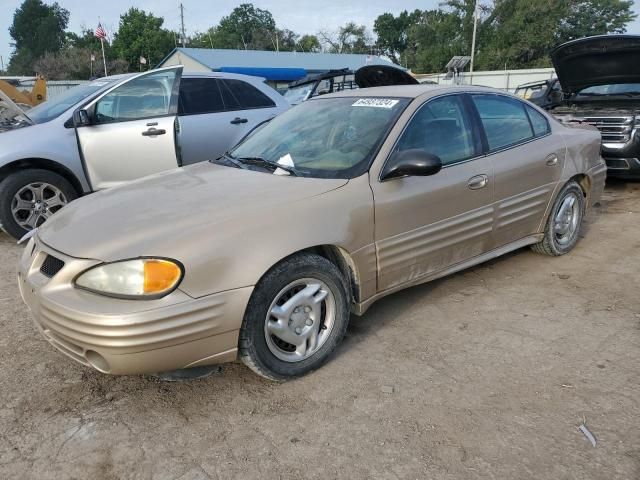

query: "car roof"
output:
315 84 510 100
102 70 266 84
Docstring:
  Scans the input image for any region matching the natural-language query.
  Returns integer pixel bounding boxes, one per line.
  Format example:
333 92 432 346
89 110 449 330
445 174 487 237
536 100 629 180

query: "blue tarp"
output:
219 66 307 81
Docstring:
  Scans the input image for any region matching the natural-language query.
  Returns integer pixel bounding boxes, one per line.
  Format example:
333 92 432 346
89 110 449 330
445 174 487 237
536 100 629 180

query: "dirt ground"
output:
0 181 639 480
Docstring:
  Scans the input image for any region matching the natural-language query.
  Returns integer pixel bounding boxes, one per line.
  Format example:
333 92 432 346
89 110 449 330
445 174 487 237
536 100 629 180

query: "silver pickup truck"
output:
0 66 289 239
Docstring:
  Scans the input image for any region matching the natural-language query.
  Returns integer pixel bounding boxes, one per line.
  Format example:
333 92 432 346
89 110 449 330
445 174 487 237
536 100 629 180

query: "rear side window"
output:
179 78 225 115
472 95 534 151
526 105 550 137
396 95 476 166
221 79 276 110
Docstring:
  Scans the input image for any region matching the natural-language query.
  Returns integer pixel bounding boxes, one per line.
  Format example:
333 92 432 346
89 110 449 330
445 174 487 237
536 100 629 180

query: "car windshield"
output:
577 83 640 96
283 83 314 104
26 79 118 124
227 96 410 179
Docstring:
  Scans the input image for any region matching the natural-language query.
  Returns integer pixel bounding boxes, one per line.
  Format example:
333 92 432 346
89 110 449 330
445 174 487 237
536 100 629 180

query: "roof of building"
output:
158 48 396 81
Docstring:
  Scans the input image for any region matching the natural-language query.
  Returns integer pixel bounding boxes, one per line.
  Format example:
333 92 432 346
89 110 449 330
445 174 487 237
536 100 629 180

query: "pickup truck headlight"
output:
75 258 183 299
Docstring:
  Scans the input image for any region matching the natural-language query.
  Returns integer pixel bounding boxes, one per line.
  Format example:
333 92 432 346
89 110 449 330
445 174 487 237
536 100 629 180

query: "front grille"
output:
40 254 65 278
580 116 635 144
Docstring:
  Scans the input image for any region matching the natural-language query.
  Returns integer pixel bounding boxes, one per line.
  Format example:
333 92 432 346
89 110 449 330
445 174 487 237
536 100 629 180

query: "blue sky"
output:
1 0 640 71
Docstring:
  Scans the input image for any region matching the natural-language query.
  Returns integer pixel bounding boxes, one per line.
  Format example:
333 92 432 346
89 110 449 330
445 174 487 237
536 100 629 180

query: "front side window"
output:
94 69 179 124
221 79 275 110
179 77 224 115
395 95 476 166
26 80 116 124
472 95 534 151
227 96 409 179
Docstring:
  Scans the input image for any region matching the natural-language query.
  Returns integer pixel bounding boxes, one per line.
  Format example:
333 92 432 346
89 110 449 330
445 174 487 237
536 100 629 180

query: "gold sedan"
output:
18 85 606 380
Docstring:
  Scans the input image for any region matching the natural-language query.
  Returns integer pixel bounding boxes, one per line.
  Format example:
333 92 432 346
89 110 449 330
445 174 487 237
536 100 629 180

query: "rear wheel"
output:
0 169 77 240
239 253 350 381
531 180 585 256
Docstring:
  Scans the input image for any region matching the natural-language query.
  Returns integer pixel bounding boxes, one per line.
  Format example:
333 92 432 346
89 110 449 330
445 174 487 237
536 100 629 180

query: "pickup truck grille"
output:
580 116 635 144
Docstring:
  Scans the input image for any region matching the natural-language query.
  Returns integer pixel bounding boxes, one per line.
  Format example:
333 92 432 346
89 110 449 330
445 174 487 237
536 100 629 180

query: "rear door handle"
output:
545 154 559 166
142 128 166 136
230 117 248 125
468 174 488 190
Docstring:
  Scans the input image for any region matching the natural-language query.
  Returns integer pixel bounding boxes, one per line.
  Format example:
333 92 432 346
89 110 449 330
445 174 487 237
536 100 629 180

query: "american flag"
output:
94 23 107 40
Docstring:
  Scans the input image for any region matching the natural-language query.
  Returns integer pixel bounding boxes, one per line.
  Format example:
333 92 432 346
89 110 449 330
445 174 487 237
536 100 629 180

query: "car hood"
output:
551 35 640 95
38 162 348 261
355 65 418 88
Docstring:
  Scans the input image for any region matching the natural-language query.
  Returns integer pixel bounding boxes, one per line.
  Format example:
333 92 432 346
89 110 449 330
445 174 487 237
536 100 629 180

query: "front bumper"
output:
18 237 253 375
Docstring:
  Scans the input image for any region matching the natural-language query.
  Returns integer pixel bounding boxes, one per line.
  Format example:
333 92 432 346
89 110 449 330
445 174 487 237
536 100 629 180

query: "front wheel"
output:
0 169 78 240
531 180 585 256
239 253 350 381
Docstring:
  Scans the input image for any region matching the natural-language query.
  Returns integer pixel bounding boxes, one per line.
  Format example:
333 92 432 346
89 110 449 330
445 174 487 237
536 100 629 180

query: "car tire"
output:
239 252 350 381
531 180 585 256
0 169 78 240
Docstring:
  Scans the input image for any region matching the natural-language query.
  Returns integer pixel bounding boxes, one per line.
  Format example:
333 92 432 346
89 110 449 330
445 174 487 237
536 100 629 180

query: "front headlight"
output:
75 258 183 299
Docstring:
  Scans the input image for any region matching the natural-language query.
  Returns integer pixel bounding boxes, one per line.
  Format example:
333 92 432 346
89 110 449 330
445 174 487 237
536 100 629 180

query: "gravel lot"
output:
1 181 639 480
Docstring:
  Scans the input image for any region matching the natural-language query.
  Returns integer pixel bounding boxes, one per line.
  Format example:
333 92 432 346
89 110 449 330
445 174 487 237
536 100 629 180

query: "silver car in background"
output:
0 66 289 239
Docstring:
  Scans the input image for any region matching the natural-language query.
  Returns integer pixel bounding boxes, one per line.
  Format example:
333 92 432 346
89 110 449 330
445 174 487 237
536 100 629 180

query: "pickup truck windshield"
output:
228 96 409 179
27 80 117 124
578 83 640 96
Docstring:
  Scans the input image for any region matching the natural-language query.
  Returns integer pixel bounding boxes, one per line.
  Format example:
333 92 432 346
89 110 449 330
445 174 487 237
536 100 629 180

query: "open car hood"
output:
551 35 640 95
354 65 418 88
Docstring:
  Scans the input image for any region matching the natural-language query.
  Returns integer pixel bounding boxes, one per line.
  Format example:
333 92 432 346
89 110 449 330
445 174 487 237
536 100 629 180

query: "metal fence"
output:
416 68 556 92
0 77 89 99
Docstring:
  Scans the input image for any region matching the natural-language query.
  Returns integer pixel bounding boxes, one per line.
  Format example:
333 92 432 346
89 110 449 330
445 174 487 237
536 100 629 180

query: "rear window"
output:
179 78 225 115
526 105 550 137
221 79 276 110
472 95 534 151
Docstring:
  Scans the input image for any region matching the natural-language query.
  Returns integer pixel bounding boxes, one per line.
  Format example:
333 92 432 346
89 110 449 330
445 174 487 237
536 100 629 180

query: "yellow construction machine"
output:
0 76 47 109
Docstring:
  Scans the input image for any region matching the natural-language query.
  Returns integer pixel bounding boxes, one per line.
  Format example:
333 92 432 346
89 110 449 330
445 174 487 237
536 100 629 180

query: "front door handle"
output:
468 174 488 190
142 128 166 136
230 117 248 125
545 154 559 166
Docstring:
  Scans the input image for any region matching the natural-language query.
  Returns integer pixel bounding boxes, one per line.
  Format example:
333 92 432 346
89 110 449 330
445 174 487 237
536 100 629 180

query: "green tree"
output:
404 9 467 73
297 34 321 52
557 0 636 41
216 3 278 50
374 10 423 64
8 0 69 74
111 8 175 70
319 23 373 54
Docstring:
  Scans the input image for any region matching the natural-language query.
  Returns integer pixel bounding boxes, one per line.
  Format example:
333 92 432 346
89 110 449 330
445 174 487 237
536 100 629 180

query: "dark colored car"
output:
549 35 640 179
283 65 418 104
514 78 562 109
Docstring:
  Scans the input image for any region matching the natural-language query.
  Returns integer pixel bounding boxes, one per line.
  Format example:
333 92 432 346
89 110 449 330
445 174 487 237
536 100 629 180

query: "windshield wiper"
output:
234 156 301 176
217 152 247 170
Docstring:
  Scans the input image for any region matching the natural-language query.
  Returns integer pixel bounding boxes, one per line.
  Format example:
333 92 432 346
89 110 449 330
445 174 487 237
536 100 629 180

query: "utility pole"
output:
470 0 479 73
180 3 186 47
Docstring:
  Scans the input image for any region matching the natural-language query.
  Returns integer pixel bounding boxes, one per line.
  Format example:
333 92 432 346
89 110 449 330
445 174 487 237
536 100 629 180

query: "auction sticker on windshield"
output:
352 98 399 109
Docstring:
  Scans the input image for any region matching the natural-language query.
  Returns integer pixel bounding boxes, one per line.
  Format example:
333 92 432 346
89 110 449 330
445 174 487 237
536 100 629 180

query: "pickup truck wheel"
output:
239 252 350 381
0 169 77 240
531 181 585 256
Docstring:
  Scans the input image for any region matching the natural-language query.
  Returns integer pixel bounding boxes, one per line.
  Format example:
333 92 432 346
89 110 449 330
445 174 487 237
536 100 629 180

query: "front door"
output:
470 94 565 246
371 94 494 292
76 67 182 190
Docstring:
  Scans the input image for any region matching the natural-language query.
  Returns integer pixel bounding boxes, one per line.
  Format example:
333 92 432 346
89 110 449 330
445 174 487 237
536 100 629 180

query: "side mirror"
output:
381 149 443 181
72 108 91 127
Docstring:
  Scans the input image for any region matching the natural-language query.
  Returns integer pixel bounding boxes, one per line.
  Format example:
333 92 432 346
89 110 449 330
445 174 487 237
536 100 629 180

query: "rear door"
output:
76 67 182 190
470 94 565 246
177 77 280 165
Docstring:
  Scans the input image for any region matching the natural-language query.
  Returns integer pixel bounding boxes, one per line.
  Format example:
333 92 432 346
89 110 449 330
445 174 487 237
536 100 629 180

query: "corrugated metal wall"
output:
0 78 89 99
